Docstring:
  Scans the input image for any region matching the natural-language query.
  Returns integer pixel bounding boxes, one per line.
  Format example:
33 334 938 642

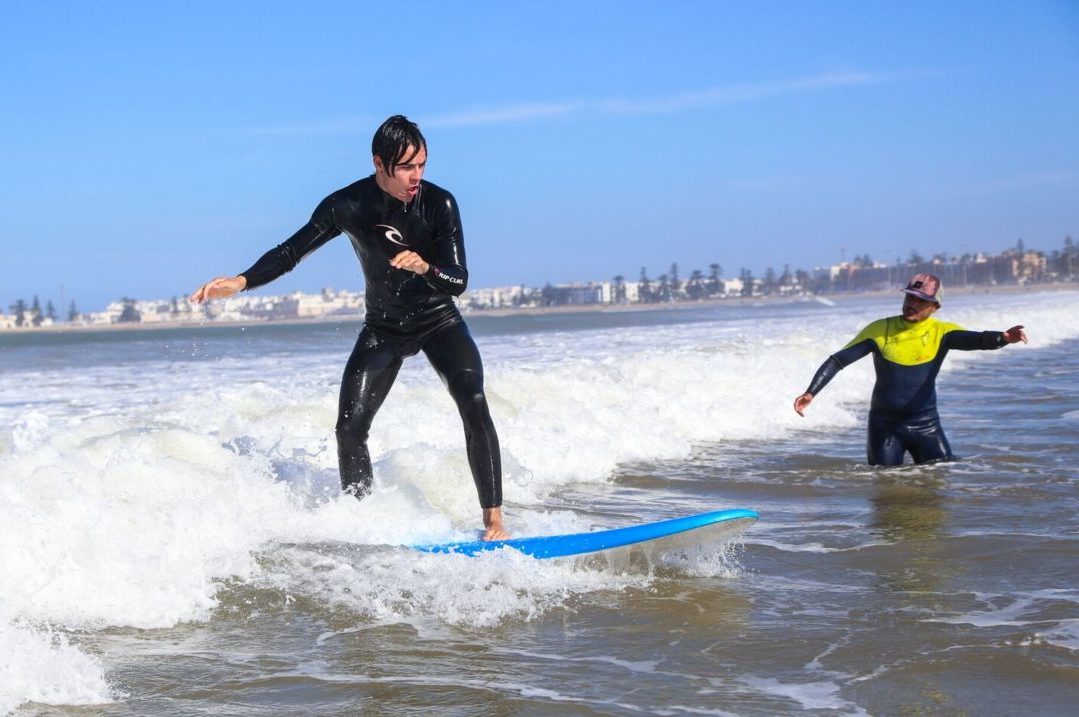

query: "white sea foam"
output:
0 289 1076 710
923 589 1079 632
745 535 892 553
1039 619 1079 651
258 545 649 629
741 674 868 715
0 603 112 715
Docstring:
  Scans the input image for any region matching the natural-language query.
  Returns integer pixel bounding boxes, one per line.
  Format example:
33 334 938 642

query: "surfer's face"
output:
374 144 426 202
901 294 939 323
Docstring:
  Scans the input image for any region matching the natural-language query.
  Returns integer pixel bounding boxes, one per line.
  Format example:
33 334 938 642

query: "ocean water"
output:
1 289 1076 716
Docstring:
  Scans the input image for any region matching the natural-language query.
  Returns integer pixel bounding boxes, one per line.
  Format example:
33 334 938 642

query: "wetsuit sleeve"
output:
239 194 342 291
803 339 875 396
421 192 468 296
943 330 1008 351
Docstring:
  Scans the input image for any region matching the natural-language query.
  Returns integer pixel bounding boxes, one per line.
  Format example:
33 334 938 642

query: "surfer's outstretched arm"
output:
794 339 874 416
189 275 247 303
190 193 343 304
1003 325 1028 344
943 325 1028 352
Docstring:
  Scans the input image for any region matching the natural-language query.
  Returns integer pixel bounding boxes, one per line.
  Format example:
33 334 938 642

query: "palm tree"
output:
656 274 670 302
707 263 723 297
30 295 43 327
763 267 777 295
639 267 653 303
10 299 27 327
686 269 704 300
739 268 754 297
612 275 626 303
540 283 556 307
119 298 141 323
668 263 680 298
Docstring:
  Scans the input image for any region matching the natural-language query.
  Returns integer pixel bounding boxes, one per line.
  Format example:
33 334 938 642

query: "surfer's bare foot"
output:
482 507 509 541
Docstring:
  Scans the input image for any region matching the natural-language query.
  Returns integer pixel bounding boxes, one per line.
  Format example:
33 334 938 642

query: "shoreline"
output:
4 282 1077 335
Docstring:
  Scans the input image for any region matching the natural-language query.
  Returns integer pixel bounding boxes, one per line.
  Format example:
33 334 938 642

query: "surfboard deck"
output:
412 508 758 559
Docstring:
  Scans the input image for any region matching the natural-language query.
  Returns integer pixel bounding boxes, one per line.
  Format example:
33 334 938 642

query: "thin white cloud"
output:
597 71 885 114
246 70 896 135
425 101 586 128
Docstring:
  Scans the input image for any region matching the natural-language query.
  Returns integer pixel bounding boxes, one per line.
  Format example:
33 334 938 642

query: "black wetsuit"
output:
240 176 501 507
803 316 1008 466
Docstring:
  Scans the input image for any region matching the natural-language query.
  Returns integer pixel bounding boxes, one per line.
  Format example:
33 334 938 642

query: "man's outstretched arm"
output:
189 194 342 303
1004 325 1028 344
794 339 874 416
190 275 248 304
944 325 1028 351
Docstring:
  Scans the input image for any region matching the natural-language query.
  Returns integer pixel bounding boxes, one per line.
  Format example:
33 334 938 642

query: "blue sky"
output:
2 1 1077 313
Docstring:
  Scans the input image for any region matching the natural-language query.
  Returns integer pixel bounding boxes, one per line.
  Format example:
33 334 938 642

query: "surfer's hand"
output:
482 507 510 541
390 250 430 275
1003 325 1027 344
794 392 814 416
190 276 246 303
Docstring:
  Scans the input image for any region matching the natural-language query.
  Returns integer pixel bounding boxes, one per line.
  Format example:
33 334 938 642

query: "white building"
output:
461 285 533 310
273 289 365 318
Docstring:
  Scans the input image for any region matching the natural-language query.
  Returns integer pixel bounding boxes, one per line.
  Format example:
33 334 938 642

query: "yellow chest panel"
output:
845 317 961 366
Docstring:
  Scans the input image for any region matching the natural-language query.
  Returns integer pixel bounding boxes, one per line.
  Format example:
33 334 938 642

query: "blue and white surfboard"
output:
413 508 758 559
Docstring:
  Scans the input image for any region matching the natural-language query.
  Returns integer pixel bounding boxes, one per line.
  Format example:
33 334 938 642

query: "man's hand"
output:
481 506 509 541
390 250 430 275
793 392 814 417
190 276 247 304
1003 325 1028 344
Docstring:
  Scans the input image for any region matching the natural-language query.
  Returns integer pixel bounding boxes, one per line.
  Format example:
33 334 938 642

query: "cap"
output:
902 273 942 304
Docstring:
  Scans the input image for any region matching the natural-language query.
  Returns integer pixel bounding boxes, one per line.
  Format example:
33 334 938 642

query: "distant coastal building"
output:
541 282 606 306
461 285 530 309
263 289 365 319
70 289 365 327
722 277 745 297
815 249 1050 294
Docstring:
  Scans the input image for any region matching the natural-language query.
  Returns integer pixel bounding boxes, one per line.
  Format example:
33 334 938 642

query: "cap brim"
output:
902 288 940 304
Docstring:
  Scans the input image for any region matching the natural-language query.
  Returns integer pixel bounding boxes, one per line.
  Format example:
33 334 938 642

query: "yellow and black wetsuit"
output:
804 316 1008 465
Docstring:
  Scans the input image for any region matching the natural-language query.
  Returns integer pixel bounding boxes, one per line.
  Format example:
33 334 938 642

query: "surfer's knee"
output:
447 371 490 421
335 406 376 443
867 439 905 466
909 426 953 464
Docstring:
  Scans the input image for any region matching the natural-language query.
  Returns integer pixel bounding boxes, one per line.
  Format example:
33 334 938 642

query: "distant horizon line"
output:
2 236 1074 316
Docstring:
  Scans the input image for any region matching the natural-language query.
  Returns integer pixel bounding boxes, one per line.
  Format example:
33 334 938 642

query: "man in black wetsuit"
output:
190 115 508 540
793 273 1027 466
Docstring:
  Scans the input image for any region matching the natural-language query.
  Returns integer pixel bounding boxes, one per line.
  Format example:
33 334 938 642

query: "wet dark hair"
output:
371 115 426 177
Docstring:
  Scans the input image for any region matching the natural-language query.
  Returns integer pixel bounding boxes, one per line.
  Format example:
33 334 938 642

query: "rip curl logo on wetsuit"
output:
374 224 409 247
433 267 464 285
